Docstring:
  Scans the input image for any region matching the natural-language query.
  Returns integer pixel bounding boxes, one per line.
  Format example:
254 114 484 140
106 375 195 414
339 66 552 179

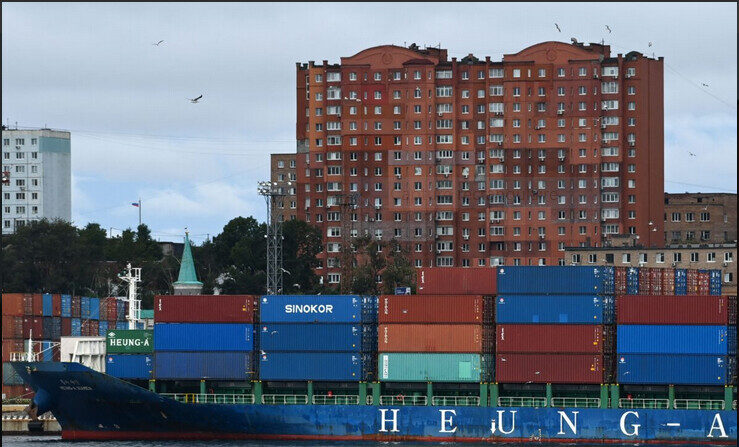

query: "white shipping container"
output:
60 336 106 373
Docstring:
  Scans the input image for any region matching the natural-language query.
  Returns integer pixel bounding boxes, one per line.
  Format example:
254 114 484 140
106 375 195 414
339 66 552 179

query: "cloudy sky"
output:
2 2 736 243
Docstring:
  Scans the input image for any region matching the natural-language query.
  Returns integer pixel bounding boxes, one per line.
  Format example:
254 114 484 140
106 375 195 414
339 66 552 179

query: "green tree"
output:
281 219 322 294
381 240 416 294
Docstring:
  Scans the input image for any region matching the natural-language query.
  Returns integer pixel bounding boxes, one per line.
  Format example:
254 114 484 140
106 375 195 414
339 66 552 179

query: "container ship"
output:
4 266 738 443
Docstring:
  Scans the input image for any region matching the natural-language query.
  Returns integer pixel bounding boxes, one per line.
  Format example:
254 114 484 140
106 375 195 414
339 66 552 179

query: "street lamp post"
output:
258 180 288 295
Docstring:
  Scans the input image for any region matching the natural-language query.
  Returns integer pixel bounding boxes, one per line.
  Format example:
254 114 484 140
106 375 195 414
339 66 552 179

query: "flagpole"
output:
138 198 142 227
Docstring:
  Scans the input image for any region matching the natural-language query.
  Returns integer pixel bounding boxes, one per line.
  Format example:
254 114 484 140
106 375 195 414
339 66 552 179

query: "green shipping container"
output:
106 329 153 354
379 353 482 382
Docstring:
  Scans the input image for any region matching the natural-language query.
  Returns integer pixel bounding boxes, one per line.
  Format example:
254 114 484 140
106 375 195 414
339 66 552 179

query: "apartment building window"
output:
690 252 699 262
622 253 631 264
628 102 636 110
700 212 710 222
628 86 636 95
725 252 734 263
672 252 682 263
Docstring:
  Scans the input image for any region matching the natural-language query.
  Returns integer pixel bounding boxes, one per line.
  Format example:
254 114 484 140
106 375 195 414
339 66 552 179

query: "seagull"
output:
605 25 612 33
688 152 696 157
555 23 561 33
701 83 709 87
187 95 203 103
152 40 164 46
648 42 653 47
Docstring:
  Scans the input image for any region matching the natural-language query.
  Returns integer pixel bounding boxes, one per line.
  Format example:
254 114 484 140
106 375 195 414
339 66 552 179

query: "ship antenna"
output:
118 263 142 329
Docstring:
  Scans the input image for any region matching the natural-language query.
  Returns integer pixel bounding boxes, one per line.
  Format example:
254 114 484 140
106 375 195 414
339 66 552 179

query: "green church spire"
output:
173 231 203 294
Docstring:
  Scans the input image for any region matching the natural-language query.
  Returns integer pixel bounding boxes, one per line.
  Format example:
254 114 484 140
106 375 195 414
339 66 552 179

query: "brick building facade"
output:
295 42 664 285
664 193 737 245
270 153 297 222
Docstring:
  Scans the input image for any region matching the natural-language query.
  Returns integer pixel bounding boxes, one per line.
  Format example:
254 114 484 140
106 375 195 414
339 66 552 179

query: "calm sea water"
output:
0 436 716 447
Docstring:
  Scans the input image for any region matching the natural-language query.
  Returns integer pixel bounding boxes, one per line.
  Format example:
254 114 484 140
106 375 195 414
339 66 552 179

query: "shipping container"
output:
32 294 43 316
106 299 118 321
154 352 254 380
649 268 663 296
626 268 640 295
155 295 256 323
61 317 72 336
495 324 603 354
710 270 722 295
90 320 99 336
258 324 362 352
2 316 23 339
496 266 613 295
416 267 497 295
71 296 81 318
259 295 364 323
686 269 699 295
98 299 108 321
617 295 728 325
40 341 55 362
81 297 100 320
154 323 253 352
617 354 732 385
22 317 43 339
52 294 61 317
2 340 24 362
106 354 153 379
42 294 53 317
116 321 128 330
662 269 675 295
106 329 153 354
614 267 627 295
1 384 34 401
51 317 61 340
117 301 128 321
638 268 651 295
98 321 108 336
61 295 72 318
617 325 730 355
378 324 482 353
378 353 484 382
1 293 25 316
496 353 604 384
71 318 82 336
378 295 484 324
495 295 607 324
259 352 362 381
2 362 24 385
42 317 53 340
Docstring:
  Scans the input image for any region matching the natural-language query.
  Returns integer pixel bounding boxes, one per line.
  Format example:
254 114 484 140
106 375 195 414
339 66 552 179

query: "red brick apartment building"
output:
294 41 664 285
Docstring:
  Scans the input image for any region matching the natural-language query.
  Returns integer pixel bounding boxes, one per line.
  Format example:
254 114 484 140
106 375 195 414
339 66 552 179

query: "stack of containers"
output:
617 294 736 384
153 295 256 381
106 329 154 380
258 295 374 382
495 266 615 384
377 294 492 383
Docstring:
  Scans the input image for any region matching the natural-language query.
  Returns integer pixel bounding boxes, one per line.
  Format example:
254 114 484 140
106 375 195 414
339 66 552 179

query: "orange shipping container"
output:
2 294 25 316
2 340 24 362
378 324 482 353
2 316 23 339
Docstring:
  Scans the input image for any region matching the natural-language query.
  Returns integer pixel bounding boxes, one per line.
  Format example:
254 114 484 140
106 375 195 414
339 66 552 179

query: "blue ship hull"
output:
11 362 737 443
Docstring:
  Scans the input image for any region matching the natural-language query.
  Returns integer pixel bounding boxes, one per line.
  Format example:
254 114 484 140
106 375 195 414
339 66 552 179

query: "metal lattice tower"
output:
258 181 288 295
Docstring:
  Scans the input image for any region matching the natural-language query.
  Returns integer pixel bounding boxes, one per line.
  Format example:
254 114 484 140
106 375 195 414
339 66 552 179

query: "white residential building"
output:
1 127 71 234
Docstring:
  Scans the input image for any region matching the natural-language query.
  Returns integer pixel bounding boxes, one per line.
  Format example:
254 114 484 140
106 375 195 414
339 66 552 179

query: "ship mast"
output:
118 263 142 330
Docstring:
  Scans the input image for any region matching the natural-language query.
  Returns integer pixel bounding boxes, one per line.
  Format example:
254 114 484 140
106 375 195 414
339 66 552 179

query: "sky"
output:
2 2 737 244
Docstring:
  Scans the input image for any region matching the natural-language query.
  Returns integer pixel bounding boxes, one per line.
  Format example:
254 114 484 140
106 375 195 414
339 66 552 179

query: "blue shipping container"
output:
89 297 100 320
259 324 362 352
626 268 640 295
51 317 61 340
61 294 72 318
617 354 732 385
41 341 54 362
117 301 126 321
154 323 254 352
709 270 722 295
81 297 91 318
259 295 364 323
98 321 108 336
675 269 687 295
154 352 254 380
71 318 82 336
496 266 614 295
495 295 608 324
617 325 730 355
42 293 53 317
259 352 363 381
106 354 152 379
116 322 128 330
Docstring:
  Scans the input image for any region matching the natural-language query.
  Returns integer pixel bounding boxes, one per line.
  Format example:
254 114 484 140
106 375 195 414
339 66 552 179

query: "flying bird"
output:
701 83 709 87
152 40 164 46
605 25 612 33
188 95 203 103
555 23 561 33
648 42 653 47
688 152 696 157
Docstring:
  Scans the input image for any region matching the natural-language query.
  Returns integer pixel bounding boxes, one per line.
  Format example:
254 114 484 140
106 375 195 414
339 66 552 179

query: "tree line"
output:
1 217 415 308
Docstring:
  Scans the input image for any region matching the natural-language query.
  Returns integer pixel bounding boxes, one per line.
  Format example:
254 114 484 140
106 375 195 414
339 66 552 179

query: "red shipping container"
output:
378 324 482 353
615 267 627 295
71 296 81 318
98 299 108 321
2 316 23 339
2 293 24 316
103 299 117 320
416 267 496 295
22 294 33 315
379 295 484 324
662 268 675 295
2 340 24 362
496 324 603 354
155 295 256 323
496 353 604 384
638 268 651 295
89 320 99 336
649 268 663 295
61 318 72 336
2 384 34 400
21 317 43 339
617 295 728 325
31 294 44 316
50 294 61 316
